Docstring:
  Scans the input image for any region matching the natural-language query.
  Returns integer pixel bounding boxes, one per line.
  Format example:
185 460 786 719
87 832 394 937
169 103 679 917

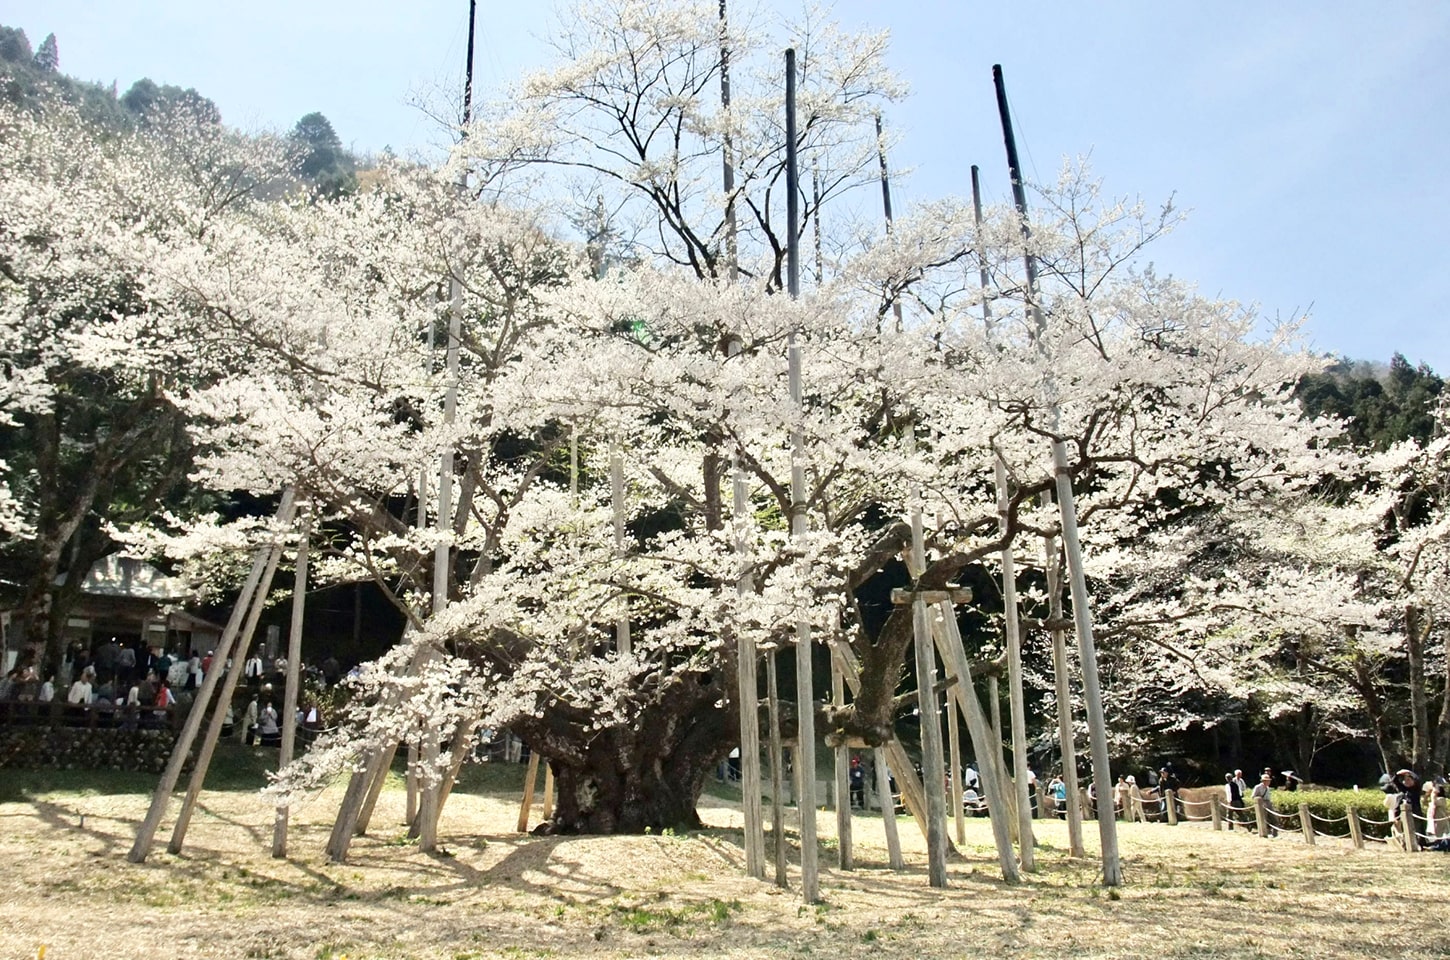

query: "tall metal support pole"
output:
418 0 478 855
993 63 1121 886
971 163 1034 868
875 115 905 331
974 162 1084 859
129 490 296 862
272 511 312 857
718 0 738 283
784 47 819 904
719 1 764 880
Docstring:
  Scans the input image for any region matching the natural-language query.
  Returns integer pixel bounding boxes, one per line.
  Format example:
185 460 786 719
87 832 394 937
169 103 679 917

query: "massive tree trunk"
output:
515 662 734 834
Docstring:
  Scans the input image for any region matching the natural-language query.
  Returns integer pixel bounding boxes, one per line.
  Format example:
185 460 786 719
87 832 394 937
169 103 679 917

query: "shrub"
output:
1270 788 1396 840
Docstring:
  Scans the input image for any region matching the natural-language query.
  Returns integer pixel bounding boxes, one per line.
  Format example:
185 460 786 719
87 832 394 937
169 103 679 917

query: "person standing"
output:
1225 772 1245 829
1252 772 1276 836
244 652 265 690
117 643 136 687
241 695 260 746
66 667 95 706
258 701 280 747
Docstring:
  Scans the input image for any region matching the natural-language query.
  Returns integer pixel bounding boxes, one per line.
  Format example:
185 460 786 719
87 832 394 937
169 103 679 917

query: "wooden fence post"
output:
1254 797 1269 838
1166 790 1178 826
1210 793 1223 831
1347 806 1364 849
1298 802 1315 845
1401 805 1419 853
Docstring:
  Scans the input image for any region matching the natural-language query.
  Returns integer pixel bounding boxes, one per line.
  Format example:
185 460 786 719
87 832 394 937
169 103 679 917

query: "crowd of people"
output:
0 638 352 745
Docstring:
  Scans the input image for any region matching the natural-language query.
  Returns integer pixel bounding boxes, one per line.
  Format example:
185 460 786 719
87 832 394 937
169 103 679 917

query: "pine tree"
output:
33 32 58 72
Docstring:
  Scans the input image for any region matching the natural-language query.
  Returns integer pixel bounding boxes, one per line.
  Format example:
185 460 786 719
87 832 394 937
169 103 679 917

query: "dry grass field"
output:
1 757 1444 960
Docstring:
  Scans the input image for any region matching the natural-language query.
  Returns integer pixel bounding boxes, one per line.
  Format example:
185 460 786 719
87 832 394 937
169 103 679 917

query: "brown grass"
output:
0 778 1443 960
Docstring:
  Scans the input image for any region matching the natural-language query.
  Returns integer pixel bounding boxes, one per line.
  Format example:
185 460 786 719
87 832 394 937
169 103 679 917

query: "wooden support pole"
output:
784 46 818 905
933 605 1020 883
327 770 374 863
610 442 631 655
874 747 905 869
766 650 787 887
1166 790 1178 826
128 490 296 863
328 637 440 859
826 636 935 847
1043 541 1085 857
1210 792 1223 831
832 661 853 870
542 766 555 820
169 527 288 855
913 599 949 888
517 752 541 833
407 745 419 824
947 691 966 846
435 710 486 819
272 511 312 858
355 741 400 835
994 457 1034 871
728 339 766 880
1298 802 1315 845
1347 806 1364 849
889 587 973 605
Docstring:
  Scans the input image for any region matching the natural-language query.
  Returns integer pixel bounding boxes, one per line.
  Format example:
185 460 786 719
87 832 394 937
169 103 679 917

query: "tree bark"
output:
519 665 732 835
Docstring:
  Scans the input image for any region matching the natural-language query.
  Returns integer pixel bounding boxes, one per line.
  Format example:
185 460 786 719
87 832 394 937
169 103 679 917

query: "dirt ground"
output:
1 774 1445 960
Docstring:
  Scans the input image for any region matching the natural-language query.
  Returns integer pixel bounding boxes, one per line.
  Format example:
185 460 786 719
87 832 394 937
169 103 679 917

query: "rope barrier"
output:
1307 812 1349 825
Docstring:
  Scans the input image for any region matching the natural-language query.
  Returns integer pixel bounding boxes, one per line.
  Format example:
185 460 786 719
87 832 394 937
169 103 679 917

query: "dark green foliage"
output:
0 25 32 63
120 77 221 125
289 110 358 198
1296 353 1443 450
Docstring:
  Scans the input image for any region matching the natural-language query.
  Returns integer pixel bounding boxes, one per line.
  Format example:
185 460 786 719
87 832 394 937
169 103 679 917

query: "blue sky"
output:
10 1 1449 371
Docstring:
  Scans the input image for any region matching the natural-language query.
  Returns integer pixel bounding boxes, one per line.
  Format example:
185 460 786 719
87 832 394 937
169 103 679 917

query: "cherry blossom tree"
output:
0 100 289 669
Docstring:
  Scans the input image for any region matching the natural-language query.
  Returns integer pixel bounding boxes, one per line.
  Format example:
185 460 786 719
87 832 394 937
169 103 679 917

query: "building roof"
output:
59 555 189 602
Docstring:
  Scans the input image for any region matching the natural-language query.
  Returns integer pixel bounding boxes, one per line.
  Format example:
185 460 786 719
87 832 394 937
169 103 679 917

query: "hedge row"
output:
1269 788 1399 840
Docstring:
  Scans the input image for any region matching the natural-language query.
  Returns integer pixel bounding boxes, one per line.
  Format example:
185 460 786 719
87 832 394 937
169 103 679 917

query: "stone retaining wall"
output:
0 725 184 773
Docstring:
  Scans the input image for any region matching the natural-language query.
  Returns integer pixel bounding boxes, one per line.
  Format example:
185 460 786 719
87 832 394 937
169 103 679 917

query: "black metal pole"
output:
462 0 477 130
785 48 800 298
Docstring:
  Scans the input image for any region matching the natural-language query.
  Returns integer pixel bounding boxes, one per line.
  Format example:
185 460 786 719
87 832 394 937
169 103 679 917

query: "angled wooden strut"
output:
128 488 297 863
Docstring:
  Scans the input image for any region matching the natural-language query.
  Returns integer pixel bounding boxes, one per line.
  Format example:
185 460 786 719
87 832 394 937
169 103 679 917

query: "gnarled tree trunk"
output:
515 663 734 835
